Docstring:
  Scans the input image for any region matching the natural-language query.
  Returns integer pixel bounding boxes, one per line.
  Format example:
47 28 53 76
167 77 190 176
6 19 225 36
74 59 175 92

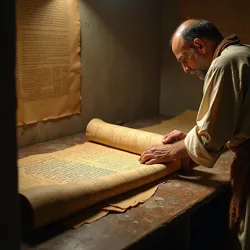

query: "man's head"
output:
171 19 223 80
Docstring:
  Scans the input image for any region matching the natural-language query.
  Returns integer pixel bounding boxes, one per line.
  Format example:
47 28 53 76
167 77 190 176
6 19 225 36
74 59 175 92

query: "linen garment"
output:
185 44 250 168
184 40 250 250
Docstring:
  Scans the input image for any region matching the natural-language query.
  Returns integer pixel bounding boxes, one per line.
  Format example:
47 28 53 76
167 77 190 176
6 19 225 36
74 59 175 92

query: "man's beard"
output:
189 68 207 80
190 53 208 80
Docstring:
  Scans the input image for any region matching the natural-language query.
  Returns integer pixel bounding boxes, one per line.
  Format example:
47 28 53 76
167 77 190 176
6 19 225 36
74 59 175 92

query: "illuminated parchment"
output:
18 110 197 230
16 0 81 125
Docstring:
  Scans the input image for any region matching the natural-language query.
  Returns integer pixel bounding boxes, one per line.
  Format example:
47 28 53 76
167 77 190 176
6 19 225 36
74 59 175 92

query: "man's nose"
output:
182 64 190 73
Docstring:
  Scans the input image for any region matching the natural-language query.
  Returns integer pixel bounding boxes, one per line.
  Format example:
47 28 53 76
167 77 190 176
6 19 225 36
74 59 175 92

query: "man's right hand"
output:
162 130 187 144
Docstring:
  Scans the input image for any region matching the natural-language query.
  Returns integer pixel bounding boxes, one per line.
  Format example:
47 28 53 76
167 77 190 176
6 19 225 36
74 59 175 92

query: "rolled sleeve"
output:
184 126 220 168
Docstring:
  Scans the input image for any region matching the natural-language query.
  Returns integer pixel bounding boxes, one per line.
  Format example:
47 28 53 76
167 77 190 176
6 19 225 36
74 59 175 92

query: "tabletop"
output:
20 115 233 250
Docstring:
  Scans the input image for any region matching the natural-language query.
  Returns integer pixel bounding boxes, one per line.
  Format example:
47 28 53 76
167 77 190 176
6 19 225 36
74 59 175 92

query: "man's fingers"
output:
162 130 177 144
162 131 186 144
138 148 150 161
162 135 174 144
139 153 153 164
138 153 143 161
163 130 176 139
162 134 178 144
162 133 170 140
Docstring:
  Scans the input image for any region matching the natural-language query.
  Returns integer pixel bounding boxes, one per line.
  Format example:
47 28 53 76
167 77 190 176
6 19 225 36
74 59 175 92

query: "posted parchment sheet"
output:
16 0 81 125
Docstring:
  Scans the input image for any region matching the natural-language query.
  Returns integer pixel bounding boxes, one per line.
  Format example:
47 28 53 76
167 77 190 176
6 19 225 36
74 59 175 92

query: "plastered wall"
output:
160 0 250 116
18 0 162 147
180 0 250 44
18 0 249 147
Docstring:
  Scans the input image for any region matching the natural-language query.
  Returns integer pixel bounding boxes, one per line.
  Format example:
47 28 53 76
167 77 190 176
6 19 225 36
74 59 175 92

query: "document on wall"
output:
16 0 81 125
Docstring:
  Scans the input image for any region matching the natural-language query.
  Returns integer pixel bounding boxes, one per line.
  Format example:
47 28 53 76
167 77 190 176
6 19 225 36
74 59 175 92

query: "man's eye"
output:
179 61 185 67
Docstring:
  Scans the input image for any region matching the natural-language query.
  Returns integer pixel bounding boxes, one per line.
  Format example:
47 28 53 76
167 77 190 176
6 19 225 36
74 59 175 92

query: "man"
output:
139 19 250 250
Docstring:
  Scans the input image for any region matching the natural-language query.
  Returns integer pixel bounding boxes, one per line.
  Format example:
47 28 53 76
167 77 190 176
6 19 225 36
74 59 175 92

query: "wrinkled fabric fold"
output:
229 140 250 229
212 34 241 60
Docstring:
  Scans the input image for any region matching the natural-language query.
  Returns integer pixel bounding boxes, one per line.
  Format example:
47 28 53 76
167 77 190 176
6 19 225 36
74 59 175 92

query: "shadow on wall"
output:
160 0 203 116
180 0 250 44
160 0 250 117
79 0 162 123
81 0 157 67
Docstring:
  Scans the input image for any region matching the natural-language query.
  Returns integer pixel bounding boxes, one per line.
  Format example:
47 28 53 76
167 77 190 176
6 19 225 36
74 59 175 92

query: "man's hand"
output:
138 144 175 165
162 130 187 144
139 140 189 165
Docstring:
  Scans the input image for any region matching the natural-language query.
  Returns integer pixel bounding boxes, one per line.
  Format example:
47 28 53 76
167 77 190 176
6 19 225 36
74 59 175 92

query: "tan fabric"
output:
184 36 250 168
238 193 250 250
184 35 250 249
229 139 250 229
212 34 241 60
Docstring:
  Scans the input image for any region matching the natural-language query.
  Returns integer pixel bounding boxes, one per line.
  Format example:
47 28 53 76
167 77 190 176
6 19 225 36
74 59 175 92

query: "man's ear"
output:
193 38 206 54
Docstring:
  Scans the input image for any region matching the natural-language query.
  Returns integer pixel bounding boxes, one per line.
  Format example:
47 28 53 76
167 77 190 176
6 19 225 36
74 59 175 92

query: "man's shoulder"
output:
212 45 250 70
221 44 250 59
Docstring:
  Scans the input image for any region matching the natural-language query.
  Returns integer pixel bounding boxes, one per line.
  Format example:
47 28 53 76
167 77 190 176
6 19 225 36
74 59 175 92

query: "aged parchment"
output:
65 110 198 227
18 110 197 229
19 127 180 229
140 109 197 134
16 0 81 125
86 118 164 155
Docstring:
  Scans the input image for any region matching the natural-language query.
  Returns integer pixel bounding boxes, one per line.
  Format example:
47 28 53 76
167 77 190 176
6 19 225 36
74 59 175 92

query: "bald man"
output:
139 19 250 250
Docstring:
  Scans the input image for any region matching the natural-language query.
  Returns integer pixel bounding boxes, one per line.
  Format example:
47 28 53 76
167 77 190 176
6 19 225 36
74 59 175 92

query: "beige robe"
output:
184 43 250 250
185 44 250 168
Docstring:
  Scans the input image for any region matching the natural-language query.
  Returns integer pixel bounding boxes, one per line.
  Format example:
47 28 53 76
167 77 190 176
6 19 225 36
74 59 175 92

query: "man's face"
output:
172 36 210 81
179 49 208 80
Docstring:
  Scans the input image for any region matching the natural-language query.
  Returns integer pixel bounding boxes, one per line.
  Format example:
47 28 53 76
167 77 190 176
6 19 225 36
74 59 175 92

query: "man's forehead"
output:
172 34 188 56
